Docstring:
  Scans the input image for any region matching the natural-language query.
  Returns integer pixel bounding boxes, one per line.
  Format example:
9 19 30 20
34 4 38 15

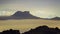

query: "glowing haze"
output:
0 0 60 18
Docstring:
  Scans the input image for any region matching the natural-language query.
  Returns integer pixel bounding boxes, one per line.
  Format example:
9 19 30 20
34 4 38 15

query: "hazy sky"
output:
0 0 60 18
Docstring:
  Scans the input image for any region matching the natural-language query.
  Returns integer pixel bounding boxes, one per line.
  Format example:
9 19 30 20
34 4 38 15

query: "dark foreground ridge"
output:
0 25 60 34
22 25 60 34
0 29 20 34
0 11 40 20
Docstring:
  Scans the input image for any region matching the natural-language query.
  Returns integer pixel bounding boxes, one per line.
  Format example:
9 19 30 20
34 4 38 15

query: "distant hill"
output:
50 17 60 20
0 11 40 20
42 17 60 20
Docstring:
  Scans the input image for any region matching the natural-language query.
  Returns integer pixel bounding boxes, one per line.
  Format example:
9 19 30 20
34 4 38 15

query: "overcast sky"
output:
0 0 60 18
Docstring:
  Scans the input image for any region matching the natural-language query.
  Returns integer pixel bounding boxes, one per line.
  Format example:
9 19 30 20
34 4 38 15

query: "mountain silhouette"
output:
0 11 60 20
10 11 40 19
12 11 30 17
0 11 40 20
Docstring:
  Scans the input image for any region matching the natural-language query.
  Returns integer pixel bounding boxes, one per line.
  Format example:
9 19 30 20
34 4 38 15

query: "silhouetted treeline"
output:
0 25 60 34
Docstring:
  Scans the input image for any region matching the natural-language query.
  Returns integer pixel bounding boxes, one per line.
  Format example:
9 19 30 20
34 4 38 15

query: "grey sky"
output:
0 0 60 18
